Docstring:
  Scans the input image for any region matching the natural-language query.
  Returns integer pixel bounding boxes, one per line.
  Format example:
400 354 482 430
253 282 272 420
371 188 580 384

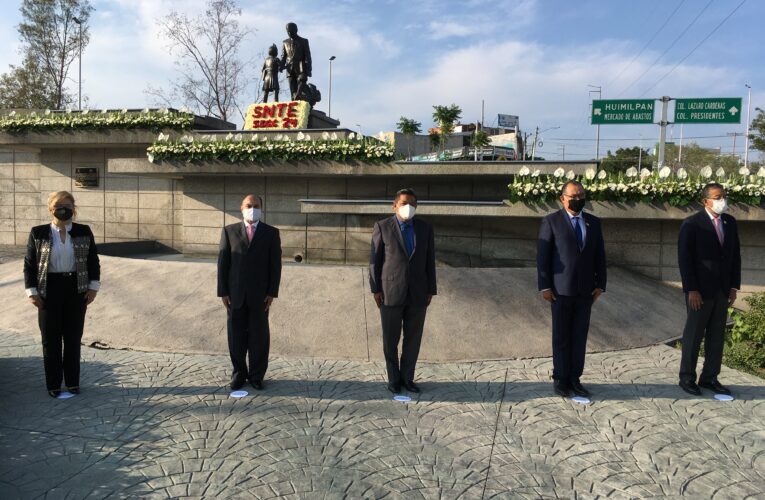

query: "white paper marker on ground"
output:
571 396 591 404
57 391 75 400
714 394 734 401
393 395 411 402
230 390 248 398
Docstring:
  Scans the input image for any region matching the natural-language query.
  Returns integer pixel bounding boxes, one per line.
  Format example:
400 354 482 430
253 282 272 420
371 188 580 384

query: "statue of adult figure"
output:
280 22 312 101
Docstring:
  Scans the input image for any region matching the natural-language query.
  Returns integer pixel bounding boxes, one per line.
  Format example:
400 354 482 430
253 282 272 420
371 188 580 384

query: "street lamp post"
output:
588 84 602 160
744 84 752 168
328 56 336 118
72 17 82 110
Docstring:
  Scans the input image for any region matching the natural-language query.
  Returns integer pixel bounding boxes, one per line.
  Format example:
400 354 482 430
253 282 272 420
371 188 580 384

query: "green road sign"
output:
674 97 742 123
591 99 655 124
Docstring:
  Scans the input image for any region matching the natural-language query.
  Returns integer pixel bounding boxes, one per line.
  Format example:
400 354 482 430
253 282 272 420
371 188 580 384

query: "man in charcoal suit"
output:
218 194 282 391
369 188 437 394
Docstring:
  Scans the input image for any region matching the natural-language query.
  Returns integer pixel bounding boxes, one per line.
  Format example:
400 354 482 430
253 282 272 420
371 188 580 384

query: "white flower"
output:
584 168 596 180
180 135 193 143
260 135 268 142
225 133 234 141
640 168 651 177
531 169 541 178
757 167 765 178
142 108 150 114
700 166 713 178
715 167 726 178
738 166 750 176
597 169 607 180
519 166 530 176
45 109 51 115
676 168 688 179
274 134 283 141
330 132 338 140
250 133 259 142
553 167 565 178
625 167 638 177
234 133 243 142
82 109 89 115
303 133 312 141
65 107 72 113
157 133 169 142
566 170 576 180
658 166 671 178
147 153 155 163
321 131 330 140
101 108 108 114
347 132 355 140
121 108 128 114
8 110 16 117
296 131 305 141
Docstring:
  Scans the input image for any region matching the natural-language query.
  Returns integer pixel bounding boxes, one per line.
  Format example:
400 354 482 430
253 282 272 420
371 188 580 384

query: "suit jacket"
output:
281 35 312 76
369 216 437 307
677 210 741 299
537 209 607 296
217 221 282 309
24 222 100 298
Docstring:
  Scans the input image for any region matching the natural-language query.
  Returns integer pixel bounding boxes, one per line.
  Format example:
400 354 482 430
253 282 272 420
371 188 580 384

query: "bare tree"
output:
17 0 93 109
147 0 252 123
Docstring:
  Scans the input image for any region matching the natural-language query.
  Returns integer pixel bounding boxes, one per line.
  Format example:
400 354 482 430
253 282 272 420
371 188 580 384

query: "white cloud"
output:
427 21 479 40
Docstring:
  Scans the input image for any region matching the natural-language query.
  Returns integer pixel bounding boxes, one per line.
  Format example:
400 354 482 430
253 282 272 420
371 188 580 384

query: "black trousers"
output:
380 303 427 384
551 294 593 382
228 294 270 383
38 273 87 391
679 290 728 383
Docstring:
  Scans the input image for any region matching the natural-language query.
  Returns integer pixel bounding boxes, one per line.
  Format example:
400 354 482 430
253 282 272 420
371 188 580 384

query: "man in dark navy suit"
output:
677 183 741 396
537 180 607 398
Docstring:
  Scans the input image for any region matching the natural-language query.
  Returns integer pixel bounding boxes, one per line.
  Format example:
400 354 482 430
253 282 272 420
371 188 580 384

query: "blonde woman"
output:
23 191 100 398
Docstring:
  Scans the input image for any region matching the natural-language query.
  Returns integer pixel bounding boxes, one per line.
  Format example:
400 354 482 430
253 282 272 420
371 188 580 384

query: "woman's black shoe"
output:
67 387 80 394
48 389 61 398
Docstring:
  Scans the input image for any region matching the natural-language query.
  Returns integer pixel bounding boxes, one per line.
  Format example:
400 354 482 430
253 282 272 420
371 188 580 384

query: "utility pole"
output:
728 132 743 160
657 96 670 169
328 56 336 118
481 99 485 129
678 124 683 165
531 126 539 161
559 144 565 161
588 85 602 160
744 84 752 168
638 135 643 170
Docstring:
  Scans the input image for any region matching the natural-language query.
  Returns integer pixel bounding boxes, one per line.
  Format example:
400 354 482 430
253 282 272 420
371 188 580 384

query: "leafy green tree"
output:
396 116 421 160
663 142 738 173
0 53 57 109
750 109 765 153
428 131 440 152
16 0 94 109
599 146 653 173
432 104 462 151
471 129 491 161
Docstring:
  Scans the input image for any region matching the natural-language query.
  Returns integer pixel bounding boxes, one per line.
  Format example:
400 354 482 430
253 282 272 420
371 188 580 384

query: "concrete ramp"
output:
0 256 686 361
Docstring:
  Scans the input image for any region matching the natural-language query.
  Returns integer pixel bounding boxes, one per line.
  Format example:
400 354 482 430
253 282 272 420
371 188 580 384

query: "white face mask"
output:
709 198 728 215
397 204 416 220
242 208 261 222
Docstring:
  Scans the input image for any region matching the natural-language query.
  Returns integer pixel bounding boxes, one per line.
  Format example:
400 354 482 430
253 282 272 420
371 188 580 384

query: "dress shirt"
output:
243 219 259 240
396 217 415 256
704 207 724 240
25 223 100 297
565 209 587 247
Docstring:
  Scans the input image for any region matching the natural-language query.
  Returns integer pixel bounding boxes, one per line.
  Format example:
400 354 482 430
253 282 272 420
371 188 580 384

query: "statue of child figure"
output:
262 44 282 103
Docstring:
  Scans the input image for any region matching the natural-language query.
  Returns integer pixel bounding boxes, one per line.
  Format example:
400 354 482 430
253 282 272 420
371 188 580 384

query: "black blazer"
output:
369 216 437 307
537 209 607 296
217 221 282 309
24 222 100 292
678 210 741 299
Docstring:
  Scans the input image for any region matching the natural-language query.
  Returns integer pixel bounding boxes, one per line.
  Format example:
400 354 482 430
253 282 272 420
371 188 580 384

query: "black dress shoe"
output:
230 378 245 391
251 380 264 391
67 386 80 395
698 379 731 395
387 382 401 394
48 389 61 398
404 381 420 393
553 380 571 397
679 380 702 396
570 380 591 398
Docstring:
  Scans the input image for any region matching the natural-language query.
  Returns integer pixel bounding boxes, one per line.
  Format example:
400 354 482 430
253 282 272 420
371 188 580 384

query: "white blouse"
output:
25 223 101 297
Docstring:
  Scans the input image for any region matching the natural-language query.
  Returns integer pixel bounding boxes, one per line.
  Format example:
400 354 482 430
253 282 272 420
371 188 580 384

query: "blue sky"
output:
0 0 762 161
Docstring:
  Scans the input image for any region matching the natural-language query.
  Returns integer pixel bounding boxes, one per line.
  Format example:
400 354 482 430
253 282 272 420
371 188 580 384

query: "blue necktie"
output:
573 217 583 250
401 223 414 257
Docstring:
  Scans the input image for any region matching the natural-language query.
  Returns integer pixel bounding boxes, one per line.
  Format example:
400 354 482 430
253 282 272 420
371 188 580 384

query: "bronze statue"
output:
261 44 281 103
280 22 312 101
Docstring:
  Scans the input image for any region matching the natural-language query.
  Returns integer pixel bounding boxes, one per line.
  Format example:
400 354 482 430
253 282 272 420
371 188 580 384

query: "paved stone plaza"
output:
1 330 764 499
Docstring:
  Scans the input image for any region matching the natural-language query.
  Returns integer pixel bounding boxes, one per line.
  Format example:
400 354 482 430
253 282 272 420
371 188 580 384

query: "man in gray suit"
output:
369 188 437 394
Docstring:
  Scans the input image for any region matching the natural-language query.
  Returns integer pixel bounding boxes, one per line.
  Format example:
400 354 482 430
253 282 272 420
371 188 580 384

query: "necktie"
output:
713 217 724 245
246 223 253 242
401 224 413 257
573 217 584 250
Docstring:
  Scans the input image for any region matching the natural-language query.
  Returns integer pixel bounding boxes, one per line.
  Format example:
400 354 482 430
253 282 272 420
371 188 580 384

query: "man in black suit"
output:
281 22 312 101
537 180 607 398
677 183 741 396
218 194 282 391
369 188 437 394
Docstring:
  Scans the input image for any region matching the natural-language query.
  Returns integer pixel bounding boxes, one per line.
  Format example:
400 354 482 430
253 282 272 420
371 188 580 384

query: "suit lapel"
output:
558 209 580 252
234 222 249 251
390 216 407 255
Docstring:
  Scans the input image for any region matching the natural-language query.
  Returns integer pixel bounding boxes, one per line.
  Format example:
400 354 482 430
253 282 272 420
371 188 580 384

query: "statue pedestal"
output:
308 109 340 129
